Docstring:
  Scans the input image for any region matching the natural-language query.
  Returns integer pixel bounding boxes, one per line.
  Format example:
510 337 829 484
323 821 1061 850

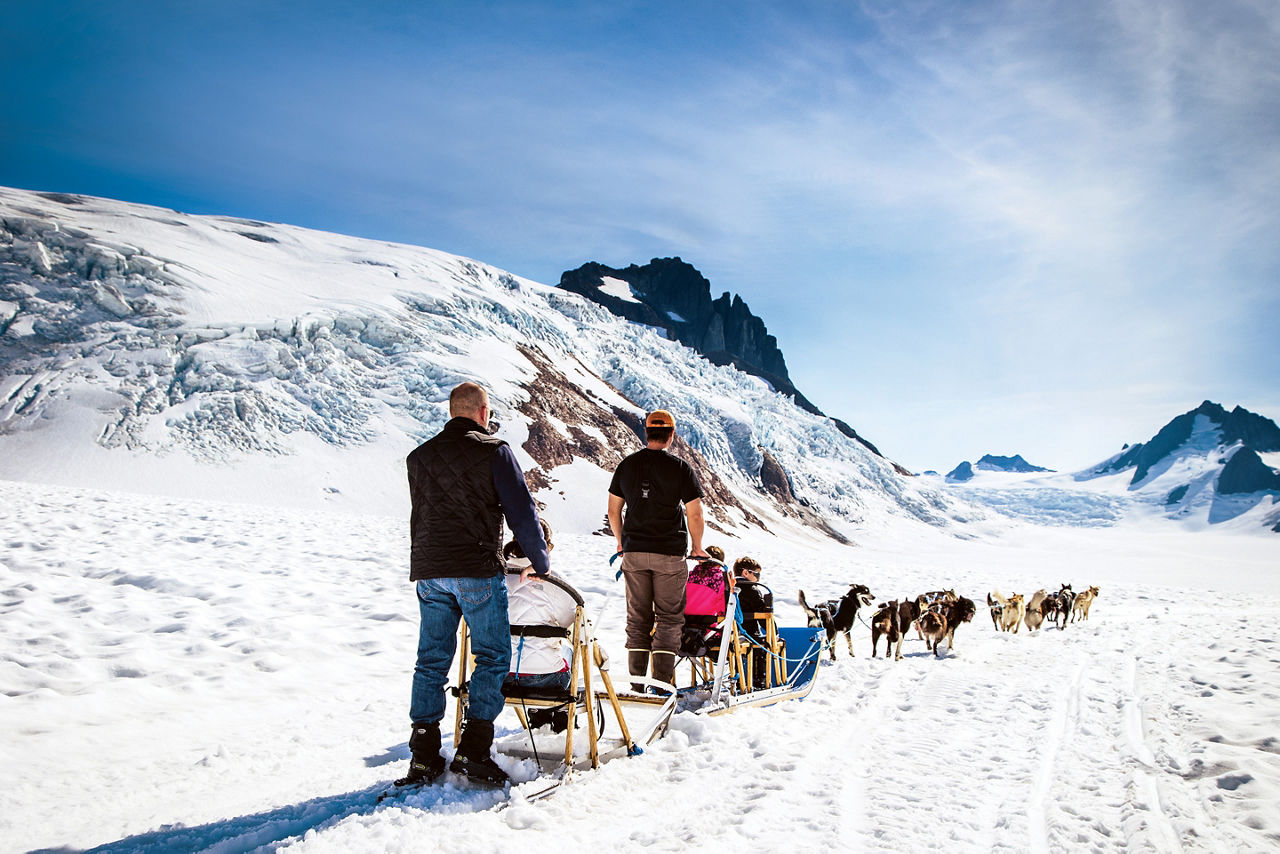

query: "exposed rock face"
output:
946 461 975 482
560 257 790 386
1218 447 1280 495
513 344 767 532
759 450 795 503
559 257 901 470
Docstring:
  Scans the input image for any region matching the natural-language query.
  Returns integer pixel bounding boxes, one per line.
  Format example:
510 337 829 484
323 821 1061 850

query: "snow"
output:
935 442 1280 534
0 186 961 533
3 479 1280 853
3 185 1280 852
597 276 640 304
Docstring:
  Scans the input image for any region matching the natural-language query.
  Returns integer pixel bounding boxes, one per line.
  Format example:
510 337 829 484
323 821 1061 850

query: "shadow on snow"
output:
31 750 507 854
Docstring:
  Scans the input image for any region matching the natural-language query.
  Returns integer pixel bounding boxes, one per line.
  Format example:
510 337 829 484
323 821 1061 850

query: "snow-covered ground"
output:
4 478 1279 854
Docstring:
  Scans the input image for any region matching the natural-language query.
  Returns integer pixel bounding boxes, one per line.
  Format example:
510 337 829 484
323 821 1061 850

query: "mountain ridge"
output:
1093 400 1280 486
0 185 957 541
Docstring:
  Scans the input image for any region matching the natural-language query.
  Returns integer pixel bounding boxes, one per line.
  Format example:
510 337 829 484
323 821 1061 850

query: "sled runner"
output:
452 570 675 778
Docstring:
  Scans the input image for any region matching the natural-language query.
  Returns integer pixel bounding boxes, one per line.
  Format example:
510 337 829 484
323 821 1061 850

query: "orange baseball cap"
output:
645 409 675 429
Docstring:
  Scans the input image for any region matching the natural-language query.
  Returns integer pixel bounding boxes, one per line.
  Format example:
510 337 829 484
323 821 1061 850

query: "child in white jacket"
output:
502 521 574 695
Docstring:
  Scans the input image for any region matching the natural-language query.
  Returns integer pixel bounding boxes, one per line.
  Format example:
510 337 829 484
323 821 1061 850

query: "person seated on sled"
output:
685 549 731 619
732 557 773 635
679 547 732 661
502 519 574 697
732 556 775 688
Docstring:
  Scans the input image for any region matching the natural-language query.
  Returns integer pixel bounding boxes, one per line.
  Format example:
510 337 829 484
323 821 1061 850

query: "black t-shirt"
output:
609 448 704 556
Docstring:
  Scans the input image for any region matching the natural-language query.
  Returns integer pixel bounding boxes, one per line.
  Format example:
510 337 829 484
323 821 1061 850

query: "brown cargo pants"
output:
620 552 688 685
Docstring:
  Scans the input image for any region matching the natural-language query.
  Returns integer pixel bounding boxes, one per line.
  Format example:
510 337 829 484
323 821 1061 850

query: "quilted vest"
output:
407 417 506 580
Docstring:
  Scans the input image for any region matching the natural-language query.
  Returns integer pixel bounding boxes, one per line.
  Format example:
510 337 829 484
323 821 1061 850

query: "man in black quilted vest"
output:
608 409 707 690
397 382 549 789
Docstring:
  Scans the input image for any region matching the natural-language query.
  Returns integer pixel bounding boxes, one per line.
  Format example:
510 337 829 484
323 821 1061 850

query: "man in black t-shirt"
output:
608 409 707 689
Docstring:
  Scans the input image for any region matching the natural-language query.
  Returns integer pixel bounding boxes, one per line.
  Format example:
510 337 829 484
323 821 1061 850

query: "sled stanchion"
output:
592 635 639 755
454 621 471 747
709 590 740 707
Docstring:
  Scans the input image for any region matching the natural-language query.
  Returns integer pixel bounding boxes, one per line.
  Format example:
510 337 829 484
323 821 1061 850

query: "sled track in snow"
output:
1029 660 1084 854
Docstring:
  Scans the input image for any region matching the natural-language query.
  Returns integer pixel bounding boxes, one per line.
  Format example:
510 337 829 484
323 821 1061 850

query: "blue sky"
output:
3 0 1277 472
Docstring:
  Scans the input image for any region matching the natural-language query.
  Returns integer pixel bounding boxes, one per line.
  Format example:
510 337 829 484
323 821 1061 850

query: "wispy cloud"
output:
3 0 1275 468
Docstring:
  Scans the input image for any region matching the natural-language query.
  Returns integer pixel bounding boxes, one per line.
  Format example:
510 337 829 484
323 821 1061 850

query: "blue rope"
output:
731 612 821 686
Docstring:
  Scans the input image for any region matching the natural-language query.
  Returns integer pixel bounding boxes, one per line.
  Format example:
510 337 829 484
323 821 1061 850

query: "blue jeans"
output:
411 575 510 724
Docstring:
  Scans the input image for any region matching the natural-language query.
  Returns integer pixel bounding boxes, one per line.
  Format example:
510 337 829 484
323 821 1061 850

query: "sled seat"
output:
454 570 649 773
739 610 788 689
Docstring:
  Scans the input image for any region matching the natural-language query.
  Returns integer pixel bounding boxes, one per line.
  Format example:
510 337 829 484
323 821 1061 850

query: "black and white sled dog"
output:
799 584 874 660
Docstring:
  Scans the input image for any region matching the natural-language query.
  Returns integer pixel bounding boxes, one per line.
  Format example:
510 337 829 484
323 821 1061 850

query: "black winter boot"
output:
394 721 445 786
628 650 650 693
651 651 677 688
526 704 570 733
449 719 509 787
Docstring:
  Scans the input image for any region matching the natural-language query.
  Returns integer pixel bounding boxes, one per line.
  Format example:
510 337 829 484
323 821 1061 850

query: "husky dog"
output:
1023 589 1048 632
870 600 904 661
1002 593 1025 633
940 596 976 651
1042 584 1075 630
919 609 948 657
986 592 1005 630
799 584 874 660
1072 586 1099 622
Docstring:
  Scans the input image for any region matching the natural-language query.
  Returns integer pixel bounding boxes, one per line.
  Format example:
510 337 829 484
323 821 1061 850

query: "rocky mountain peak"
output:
559 257 791 384
559 257 907 473
1218 447 1280 495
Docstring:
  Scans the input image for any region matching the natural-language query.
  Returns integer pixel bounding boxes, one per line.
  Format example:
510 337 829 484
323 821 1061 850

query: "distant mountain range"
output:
946 454 1052 481
1083 400 1280 530
941 402 1280 532
4 185 1274 536
1091 401 1280 489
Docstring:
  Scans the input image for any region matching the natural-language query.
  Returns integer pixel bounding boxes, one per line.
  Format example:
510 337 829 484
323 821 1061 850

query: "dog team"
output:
987 584 1100 633
798 586 978 661
795 581 1100 660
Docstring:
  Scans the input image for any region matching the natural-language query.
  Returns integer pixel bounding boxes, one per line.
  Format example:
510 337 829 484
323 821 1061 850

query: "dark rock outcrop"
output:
759 450 796 503
946 461 975 482
512 344 768 531
560 258 788 381
559 257 902 471
1218 447 1280 495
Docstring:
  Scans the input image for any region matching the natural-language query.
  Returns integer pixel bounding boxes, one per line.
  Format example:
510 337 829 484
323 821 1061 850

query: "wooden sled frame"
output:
682 591 788 697
453 575 674 775
692 590 825 715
